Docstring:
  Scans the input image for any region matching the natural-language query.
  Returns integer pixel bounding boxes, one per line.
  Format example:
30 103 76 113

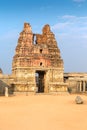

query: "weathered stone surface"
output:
12 23 63 69
0 22 68 95
1 23 87 95
64 73 87 93
75 96 83 104
11 22 67 93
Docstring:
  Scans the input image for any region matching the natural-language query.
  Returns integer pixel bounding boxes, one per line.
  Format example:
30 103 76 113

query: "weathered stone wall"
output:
1 23 87 95
0 23 67 95
0 73 14 95
64 73 87 93
11 23 66 93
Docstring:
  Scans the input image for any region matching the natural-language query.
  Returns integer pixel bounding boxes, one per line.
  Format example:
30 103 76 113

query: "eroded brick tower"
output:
12 23 67 93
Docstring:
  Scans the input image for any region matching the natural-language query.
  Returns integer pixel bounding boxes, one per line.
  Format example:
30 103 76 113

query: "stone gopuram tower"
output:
12 23 67 94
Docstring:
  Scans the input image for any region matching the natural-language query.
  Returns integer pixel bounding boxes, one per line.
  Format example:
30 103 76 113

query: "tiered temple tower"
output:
12 23 67 93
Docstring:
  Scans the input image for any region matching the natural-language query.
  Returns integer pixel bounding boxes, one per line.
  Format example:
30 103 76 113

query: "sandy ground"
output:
0 94 87 130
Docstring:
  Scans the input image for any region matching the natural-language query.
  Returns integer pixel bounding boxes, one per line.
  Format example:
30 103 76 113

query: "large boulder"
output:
75 96 83 104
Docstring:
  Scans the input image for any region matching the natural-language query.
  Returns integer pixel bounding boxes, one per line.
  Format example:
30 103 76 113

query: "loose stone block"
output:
75 96 83 104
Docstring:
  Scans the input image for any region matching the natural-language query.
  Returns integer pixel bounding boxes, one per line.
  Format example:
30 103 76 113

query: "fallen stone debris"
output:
75 96 83 104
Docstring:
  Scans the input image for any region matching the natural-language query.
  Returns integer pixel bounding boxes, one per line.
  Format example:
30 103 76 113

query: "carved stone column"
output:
5 87 8 97
79 81 82 92
86 81 87 91
83 81 86 92
76 81 79 92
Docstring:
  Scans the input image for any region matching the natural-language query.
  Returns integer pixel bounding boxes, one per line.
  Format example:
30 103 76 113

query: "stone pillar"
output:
5 87 9 97
77 81 79 92
86 81 87 91
79 81 82 92
83 81 86 92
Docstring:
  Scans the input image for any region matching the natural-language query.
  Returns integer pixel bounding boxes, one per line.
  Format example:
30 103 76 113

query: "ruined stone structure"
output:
64 73 87 93
1 22 87 96
12 23 67 94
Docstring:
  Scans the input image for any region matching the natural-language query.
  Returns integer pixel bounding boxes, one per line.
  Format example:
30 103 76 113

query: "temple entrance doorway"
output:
35 71 46 93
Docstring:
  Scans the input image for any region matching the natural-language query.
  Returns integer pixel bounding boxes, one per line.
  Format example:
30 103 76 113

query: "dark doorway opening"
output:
35 71 45 93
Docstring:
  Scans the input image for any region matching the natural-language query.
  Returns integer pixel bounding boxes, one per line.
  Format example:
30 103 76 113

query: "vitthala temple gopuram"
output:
0 23 87 96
